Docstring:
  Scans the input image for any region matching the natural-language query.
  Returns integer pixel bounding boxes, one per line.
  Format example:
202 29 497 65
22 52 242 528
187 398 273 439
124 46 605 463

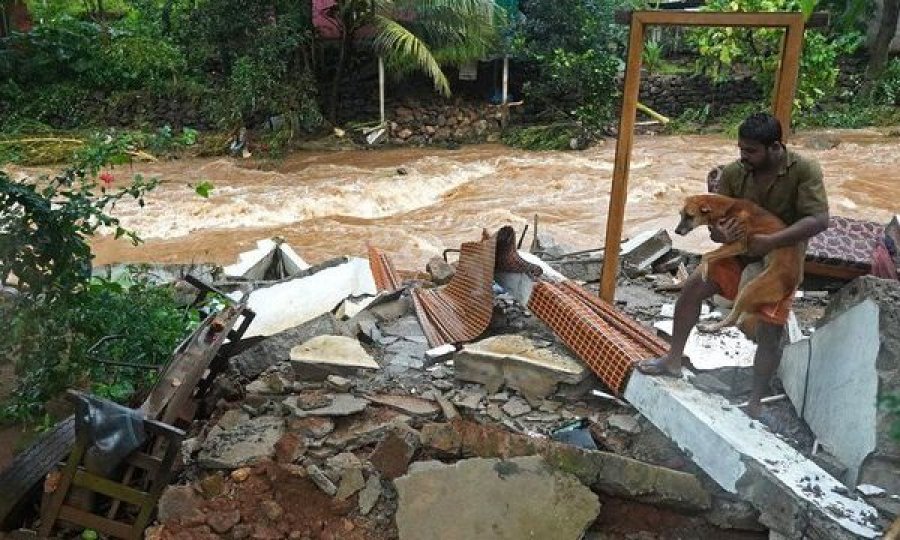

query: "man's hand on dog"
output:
709 217 745 243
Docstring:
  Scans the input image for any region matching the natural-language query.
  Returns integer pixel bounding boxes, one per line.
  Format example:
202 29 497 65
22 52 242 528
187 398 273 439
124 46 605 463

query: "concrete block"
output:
654 320 756 370
454 335 588 402
779 296 892 488
621 229 672 276
223 238 309 279
290 335 380 380
394 456 600 540
624 371 881 538
198 416 285 469
231 257 376 337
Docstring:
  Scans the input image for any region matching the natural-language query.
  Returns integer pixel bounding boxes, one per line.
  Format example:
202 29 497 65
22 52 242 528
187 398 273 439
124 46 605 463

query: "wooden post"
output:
379 56 385 126
600 13 645 301
772 17 804 140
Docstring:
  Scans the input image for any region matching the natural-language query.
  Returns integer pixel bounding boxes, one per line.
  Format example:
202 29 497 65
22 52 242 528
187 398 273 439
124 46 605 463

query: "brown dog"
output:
674 193 803 335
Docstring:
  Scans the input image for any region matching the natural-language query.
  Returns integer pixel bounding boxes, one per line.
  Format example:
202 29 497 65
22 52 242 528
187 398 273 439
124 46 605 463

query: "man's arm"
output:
748 212 829 255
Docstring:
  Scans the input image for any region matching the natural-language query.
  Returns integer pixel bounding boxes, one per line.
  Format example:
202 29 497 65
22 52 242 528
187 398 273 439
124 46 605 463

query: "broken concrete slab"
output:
307 464 337 496
501 397 531 417
608 414 641 435
383 338 428 370
654 320 755 370
621 229 672 277
454 335 588 402
426 256 455 285
624 371 881 539
335 466 366 501
365 394 440 417
326 408 412 451
287 416 335 439
419 420 711 511
283 394 368 418
233 257 377 338
92 262 221 288
369 426 420 480
358 474 382 515
223 238 310 280
550 256 603 283
394 456 601 540
198 416 285 469
231 313 342 380
780 291 898 490
290 335 380 380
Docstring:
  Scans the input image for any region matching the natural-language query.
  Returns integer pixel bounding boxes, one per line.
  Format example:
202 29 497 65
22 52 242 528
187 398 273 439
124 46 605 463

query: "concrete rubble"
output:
394 456 601 540
20 229 898 540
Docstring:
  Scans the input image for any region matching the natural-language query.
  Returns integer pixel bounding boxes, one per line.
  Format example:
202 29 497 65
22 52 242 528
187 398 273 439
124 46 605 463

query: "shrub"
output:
512 0 624 130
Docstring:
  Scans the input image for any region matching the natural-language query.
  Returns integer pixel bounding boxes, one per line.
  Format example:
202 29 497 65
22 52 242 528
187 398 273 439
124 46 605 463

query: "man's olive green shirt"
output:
717 149 829 226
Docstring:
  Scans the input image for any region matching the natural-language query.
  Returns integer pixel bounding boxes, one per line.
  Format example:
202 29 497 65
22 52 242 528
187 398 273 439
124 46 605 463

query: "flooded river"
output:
19 129 899 271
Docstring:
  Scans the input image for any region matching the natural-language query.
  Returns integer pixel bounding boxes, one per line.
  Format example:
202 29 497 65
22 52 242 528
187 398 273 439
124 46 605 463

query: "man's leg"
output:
746 320 785 418
637 270 722 375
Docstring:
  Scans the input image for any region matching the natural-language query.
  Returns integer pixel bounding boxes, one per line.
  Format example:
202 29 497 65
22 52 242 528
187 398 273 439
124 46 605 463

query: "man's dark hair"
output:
738 112 783 146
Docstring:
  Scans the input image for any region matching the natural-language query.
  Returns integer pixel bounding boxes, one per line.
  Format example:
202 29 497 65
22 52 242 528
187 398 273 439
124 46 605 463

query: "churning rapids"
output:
11 129 899 271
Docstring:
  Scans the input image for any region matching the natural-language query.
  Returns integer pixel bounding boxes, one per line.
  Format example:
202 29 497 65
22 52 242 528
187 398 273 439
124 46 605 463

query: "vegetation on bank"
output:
0 0 897 157
0 135 206 425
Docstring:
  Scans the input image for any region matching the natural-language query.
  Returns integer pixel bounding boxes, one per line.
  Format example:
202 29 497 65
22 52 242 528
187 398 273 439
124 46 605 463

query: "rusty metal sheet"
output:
411 231 497 347
528 281 664 395
368 244 402 292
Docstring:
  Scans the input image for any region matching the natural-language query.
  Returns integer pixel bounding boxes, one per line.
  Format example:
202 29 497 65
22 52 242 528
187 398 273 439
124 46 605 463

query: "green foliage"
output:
0 274 198 423
172 0 322 130
0 134 158 302
688 0 863 110
643 39 664 76
0 15 184 92
872 58 900 106
502 124 584 150
883 393 900 441
192 180 214 198
513 0 623 130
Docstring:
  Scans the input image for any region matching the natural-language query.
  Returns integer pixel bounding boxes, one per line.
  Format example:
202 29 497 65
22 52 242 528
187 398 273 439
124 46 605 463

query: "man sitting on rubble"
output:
636 112 830 420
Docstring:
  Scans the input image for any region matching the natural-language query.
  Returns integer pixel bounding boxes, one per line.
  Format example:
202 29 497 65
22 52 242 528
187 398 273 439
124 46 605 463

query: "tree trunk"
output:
868 0 900 80
328 32 352 124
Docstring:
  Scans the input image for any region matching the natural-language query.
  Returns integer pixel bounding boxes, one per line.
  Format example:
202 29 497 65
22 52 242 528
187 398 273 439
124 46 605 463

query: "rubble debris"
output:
369 426 421 480
158 485 204 524
394 456 601 540
382 336 428 370
224 238 310 280
365 394 440 417
198 416 286 469
857 484 887 497
283 393 368 418
231 313 342 380
325 407 411 450
454 335 588 402
420 420 711 511
620 229 672 277
607 413 642 435
335 465 366 501
290 335 380 379
424 343 456 364
781 276 900 492
306 464 338 496
549 254 603 283
326 374 354 392
368 244 403 292
357 474 383 515
625 371 882 538
426 256 455 284
235 257 377 338
501 396 532 417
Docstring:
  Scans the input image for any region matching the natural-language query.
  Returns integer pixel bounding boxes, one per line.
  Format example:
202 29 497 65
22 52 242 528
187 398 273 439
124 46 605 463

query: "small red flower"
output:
99 172 114 186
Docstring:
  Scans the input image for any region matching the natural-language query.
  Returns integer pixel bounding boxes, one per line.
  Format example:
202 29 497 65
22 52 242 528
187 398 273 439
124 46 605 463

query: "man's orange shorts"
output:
707 257 794 326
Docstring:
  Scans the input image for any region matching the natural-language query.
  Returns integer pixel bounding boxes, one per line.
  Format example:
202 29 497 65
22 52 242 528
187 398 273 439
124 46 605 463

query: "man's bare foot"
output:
635 356 683 377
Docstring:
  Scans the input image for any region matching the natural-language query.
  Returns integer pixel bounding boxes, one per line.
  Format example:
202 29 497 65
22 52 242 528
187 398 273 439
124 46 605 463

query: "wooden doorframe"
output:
599 10 825 301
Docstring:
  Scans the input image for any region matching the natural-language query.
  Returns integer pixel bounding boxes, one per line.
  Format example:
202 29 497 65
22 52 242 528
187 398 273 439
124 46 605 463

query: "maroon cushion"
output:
807 216 884 270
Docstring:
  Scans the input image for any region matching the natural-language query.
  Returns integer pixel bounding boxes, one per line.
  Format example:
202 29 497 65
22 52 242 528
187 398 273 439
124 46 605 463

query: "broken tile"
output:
358 474 382 515
283 394 368 418
365 394 440 417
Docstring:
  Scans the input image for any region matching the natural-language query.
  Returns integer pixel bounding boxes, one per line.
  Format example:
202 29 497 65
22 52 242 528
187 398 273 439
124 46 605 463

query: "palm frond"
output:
372 14 451 96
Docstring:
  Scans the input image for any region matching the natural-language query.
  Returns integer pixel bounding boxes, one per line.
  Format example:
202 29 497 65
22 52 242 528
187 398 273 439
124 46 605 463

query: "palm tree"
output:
323 0 506 122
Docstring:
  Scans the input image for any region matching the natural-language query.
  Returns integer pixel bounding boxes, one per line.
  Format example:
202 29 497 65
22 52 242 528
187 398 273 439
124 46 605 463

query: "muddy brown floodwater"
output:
10 129 899 270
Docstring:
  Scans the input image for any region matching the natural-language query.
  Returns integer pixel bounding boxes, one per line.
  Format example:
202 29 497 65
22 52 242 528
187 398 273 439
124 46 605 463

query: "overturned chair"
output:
39 391 184 540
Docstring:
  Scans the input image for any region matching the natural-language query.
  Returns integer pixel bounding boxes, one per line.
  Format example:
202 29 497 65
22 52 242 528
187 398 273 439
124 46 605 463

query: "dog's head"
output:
675 194 734 235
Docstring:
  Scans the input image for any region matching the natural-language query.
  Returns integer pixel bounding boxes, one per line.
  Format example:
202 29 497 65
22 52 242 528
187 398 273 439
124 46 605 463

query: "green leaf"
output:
193 180 214 199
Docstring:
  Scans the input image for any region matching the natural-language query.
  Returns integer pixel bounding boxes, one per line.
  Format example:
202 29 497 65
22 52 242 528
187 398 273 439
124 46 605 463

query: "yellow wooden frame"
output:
599 10 812 301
